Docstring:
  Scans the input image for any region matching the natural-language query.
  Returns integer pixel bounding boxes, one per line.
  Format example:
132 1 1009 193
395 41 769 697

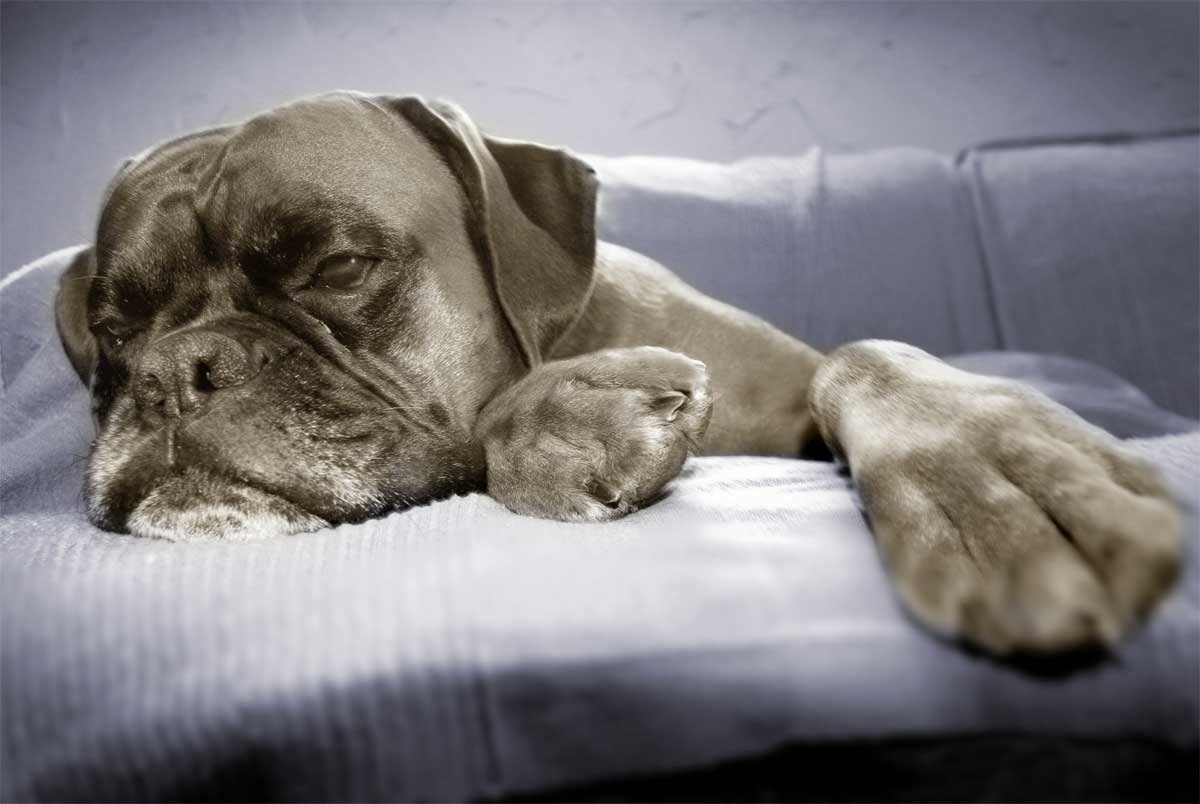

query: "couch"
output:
2 133 1197 801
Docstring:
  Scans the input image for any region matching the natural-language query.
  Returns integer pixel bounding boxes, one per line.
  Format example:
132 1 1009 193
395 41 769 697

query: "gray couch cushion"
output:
961 135 1199 418
591 135 1200 418
589 150 998 356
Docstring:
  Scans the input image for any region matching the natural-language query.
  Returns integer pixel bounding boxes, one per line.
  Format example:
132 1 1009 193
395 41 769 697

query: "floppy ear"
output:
55 247 98 385
388 96 598 367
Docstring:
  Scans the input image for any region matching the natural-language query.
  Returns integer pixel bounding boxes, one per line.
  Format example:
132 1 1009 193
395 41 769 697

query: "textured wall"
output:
2 0 1197 274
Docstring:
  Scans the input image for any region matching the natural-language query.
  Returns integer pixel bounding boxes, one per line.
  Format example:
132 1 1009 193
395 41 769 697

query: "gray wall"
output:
2 0 1197 275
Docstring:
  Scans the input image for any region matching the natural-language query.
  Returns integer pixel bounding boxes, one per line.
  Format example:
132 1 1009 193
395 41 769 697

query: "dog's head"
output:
56 92 598 539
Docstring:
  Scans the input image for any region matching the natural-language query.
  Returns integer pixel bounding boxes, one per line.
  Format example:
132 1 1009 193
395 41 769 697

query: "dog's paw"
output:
845 367 1182 656
477 347 713 521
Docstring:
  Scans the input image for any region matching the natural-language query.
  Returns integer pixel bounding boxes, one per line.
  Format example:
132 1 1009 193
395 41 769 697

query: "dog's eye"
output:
312 255 377 290
93 321 143 351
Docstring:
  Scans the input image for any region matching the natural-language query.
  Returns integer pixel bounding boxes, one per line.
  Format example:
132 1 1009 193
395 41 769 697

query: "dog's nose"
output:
134 329 274 416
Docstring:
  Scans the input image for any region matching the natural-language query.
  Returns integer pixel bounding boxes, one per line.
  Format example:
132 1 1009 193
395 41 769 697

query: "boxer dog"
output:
56 92 1181 656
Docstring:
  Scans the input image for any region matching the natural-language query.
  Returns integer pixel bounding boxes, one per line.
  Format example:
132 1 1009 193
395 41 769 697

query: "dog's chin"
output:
83 384 489 540
89 441 486 541
120 468 330 542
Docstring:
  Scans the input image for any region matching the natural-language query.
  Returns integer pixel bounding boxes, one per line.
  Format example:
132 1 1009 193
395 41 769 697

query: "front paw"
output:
854 379 1182 656
477 347 713 521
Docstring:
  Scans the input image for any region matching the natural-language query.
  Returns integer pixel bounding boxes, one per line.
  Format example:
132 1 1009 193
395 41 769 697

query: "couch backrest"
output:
590 149 998 357
589 134 1199 417
960 136 1198 417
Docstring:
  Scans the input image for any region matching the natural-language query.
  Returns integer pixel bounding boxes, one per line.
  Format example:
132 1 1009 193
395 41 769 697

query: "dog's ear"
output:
388 96 597 367
55 247 99 385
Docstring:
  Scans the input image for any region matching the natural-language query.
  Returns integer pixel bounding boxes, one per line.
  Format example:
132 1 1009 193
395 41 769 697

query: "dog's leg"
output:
808 340 1183 655
476 347 712 521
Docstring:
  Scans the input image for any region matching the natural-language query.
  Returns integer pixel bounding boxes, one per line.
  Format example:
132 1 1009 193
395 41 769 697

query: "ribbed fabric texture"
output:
2 439 1198 801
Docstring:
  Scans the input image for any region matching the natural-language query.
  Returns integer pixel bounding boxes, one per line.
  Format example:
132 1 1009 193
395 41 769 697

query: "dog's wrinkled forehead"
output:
98 93 460 276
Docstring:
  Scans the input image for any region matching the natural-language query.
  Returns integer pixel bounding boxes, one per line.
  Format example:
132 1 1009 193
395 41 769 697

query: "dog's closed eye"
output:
311 255 377 290
91 318 145 351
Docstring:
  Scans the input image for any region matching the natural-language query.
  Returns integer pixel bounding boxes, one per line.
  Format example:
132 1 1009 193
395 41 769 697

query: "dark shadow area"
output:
507 735 1199 803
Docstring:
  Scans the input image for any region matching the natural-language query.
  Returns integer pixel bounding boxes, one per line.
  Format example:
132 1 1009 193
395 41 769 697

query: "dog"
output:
56 92 1182 656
